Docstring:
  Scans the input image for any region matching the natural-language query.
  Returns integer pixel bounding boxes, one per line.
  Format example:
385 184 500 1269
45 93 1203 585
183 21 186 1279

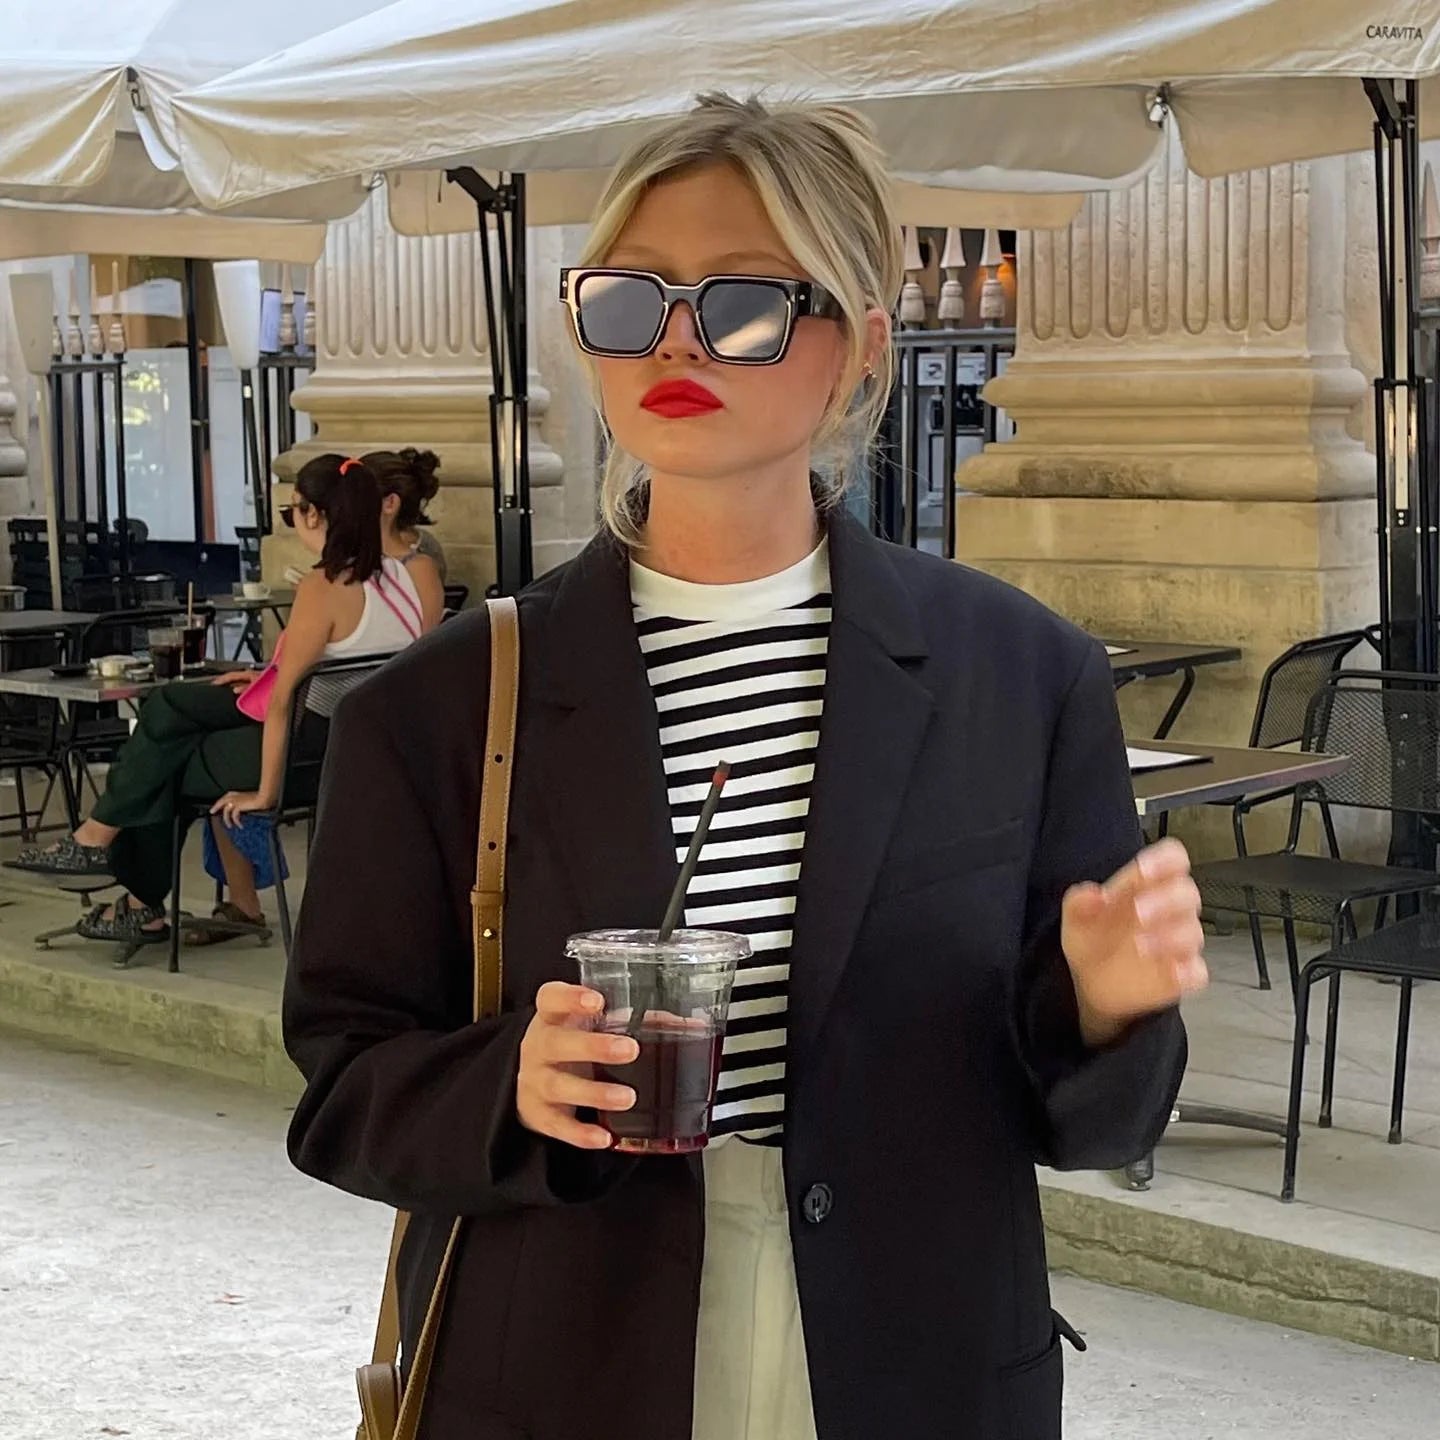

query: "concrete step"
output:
1 918 1435 1365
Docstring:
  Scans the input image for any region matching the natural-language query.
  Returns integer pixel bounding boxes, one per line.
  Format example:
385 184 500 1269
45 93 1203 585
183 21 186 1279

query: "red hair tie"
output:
339 457 363 475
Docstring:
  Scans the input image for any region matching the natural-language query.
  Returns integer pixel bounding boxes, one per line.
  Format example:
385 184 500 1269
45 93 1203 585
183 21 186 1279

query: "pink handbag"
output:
235 633 284 722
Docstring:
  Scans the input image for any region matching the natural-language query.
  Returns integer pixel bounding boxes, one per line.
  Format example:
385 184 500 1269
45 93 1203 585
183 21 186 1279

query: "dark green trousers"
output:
92 682 262 908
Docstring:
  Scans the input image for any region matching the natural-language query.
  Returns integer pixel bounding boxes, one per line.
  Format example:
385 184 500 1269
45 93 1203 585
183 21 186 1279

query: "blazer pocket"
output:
872 817 1026 903
996 1324 1064 1440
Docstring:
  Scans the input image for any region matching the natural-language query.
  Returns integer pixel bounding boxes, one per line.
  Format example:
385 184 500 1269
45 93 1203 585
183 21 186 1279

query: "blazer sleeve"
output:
282 676 626 1216
1013 641 1188 1171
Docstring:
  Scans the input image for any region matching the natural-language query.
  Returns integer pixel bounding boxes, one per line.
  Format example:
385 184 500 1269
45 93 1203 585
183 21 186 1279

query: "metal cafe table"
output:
1121 740 1350 1191
1106 640 1242 739
206 588 296 661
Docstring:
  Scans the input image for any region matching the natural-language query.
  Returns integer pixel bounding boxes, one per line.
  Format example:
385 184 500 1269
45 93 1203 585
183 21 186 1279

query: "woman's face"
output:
591 162 854 489
287 488 328 557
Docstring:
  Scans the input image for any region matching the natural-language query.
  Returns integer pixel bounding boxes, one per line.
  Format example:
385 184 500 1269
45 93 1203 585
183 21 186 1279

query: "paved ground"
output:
2 1031 1434 1440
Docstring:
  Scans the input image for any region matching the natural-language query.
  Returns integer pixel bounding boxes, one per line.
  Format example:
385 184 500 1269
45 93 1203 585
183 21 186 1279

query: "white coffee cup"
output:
242 581 271 601
97 655 130 679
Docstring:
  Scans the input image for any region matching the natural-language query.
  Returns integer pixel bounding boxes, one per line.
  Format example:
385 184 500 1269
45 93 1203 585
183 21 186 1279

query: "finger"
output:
541 1028 639 1068
1103 837 1191 903
1137 918 1206 965
1134 877 1202 927
1063 881 1107 921
534 981 604 1022
528 1106 615 1150
537 1069 636 1113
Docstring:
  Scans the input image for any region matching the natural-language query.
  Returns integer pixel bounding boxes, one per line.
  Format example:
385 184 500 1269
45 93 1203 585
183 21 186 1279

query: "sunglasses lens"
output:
699 280 792 361
574 272 665 356
279 506 296 528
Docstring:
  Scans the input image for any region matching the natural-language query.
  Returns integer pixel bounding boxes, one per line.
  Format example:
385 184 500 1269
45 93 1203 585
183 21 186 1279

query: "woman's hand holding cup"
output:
516 982 638 1150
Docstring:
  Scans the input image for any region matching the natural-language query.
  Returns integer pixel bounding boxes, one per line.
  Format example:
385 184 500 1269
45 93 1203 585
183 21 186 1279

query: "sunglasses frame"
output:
278 500 313 529
559 267 843 366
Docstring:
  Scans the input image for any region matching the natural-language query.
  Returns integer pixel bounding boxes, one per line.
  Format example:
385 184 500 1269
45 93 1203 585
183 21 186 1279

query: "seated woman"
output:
10 452 443 945
367 446 448 582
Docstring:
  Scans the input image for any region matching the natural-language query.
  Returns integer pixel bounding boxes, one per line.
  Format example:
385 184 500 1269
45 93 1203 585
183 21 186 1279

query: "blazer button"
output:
800 1183 834 1225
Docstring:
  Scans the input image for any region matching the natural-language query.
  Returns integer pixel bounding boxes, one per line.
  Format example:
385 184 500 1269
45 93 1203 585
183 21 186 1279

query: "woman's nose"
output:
656 301 705 363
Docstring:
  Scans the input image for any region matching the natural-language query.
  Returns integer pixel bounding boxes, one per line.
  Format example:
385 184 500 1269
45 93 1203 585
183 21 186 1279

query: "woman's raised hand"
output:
516 982 638 1150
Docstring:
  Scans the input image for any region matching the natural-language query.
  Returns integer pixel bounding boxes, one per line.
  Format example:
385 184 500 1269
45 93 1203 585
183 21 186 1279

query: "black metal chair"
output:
1195 668 1440 1002
442 583 470 621
0 629 77 839
1215 631 1371 988
1283 910 1440 1200
166 654 392 970
65 607 196 806
1193 669 1440 1200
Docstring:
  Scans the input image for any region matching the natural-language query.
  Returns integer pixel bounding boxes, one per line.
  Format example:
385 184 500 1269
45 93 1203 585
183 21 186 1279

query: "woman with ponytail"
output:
10 452 444 946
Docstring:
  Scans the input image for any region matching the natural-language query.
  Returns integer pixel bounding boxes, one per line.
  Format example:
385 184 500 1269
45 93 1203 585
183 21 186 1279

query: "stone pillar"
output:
270 190 565 595
956 134 1379 855
0 264 39 576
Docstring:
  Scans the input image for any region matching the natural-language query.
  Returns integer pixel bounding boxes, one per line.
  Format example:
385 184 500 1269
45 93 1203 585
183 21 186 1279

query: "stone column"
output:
956 134 1379 854
270 190 565 596
0 264 39 575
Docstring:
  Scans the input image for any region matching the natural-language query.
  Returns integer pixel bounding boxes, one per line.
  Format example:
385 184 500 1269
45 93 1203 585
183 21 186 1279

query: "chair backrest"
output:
1303 669 1440 816
278 654 393 812
442 583 470 614
1250 630 1370 748
79 608 188 662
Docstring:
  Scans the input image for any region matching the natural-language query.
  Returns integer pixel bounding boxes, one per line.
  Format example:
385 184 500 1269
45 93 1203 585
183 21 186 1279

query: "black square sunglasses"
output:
559 268 843 365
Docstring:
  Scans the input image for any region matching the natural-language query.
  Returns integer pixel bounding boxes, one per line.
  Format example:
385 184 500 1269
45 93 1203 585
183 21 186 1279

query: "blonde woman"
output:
288 96 1206 1440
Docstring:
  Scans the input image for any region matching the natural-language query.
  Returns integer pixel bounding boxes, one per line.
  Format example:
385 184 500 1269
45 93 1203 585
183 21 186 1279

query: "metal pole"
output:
240 372 267 534
513 173 533 589
112 358 130 575
940 344 958 560
91 363 109 564
183 259 208 546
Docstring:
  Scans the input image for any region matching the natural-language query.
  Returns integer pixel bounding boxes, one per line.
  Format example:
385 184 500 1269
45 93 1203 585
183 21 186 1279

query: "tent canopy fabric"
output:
171 0 1440 227
0 0 386 260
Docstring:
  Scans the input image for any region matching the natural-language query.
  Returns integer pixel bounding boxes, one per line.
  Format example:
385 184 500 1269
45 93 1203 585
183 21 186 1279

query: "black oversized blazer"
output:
284 509 1186 1440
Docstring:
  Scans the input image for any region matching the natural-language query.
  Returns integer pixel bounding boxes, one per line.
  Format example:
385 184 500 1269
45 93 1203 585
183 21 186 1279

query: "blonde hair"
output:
575 93 903 545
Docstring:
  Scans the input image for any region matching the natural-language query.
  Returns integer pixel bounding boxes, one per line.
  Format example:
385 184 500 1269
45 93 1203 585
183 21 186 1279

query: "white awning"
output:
170 0 1440 232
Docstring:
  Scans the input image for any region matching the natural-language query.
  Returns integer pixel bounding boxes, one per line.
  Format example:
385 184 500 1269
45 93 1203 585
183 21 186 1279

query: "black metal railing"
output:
866 327 1015 558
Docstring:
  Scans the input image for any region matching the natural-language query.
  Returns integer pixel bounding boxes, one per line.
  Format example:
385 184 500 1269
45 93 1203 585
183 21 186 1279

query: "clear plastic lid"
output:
564 928 751 963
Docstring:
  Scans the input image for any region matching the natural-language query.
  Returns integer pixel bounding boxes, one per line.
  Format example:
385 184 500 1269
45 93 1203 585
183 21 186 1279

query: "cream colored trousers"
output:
692 1138 819 1440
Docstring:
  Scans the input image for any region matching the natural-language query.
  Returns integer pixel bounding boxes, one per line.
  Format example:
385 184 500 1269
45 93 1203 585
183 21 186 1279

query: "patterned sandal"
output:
6 834 114 879
76 896 170 945
184 902 266 947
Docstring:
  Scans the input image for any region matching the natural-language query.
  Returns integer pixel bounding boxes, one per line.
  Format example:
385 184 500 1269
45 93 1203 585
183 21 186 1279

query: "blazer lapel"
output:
786 512 934 1083
530 533 679 933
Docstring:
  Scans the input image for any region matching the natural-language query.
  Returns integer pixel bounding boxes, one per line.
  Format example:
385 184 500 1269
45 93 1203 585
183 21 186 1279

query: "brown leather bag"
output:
354 596 520 1440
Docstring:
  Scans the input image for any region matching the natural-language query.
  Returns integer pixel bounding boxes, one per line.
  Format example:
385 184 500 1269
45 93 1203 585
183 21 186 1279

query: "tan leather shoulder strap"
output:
473 595 519 1022
365 595 521 1440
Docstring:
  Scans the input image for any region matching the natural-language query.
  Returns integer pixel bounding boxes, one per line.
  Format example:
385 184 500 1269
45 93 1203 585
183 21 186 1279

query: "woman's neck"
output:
638 463 821 583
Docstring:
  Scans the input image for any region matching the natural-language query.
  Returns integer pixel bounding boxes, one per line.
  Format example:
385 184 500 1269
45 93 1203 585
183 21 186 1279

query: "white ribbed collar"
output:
630 538 830 622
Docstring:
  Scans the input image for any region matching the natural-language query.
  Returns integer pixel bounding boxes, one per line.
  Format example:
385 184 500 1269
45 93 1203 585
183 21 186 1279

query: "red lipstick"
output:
640 378 723 418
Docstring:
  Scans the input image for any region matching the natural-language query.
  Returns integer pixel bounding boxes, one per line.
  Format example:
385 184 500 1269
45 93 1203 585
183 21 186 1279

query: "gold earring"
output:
862 362 875 380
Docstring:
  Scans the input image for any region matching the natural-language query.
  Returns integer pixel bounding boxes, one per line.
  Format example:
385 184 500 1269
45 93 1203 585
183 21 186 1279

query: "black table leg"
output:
1122 1100 1292 1195
1154 667 1197 740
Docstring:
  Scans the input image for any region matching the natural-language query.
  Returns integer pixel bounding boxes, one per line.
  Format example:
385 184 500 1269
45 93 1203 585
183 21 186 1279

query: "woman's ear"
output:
862 306 891 376
381 493 401 519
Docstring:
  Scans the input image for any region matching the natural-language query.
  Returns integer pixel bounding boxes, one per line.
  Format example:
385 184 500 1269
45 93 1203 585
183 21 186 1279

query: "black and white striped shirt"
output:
632 541 831 1144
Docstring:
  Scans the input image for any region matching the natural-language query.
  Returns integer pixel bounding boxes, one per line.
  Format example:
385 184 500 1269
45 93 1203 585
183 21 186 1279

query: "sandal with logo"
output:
76 896 170 945
6 834 114 879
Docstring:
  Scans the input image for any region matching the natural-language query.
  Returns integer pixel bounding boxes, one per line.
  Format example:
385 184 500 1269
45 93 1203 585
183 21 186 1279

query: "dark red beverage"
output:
151 642 182 680
595 1024 724 1154
182 621 208 667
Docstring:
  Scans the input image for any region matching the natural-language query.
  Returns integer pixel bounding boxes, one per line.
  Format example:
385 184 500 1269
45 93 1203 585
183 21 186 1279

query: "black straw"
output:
659 761 731 942
629 762 731 1039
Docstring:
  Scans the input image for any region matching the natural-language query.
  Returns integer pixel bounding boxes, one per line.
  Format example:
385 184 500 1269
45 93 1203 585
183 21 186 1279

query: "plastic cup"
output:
565 928 748 1155
148 627 183 680
182 619 208 667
